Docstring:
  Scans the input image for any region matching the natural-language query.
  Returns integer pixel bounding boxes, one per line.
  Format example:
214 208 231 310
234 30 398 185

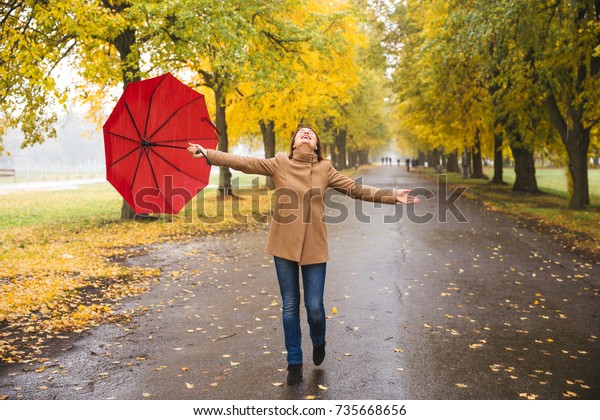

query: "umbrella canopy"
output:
103 73 218 214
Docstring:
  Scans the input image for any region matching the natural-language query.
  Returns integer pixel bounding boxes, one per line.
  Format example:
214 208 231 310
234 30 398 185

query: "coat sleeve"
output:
204 149 279 176
327 162 397 204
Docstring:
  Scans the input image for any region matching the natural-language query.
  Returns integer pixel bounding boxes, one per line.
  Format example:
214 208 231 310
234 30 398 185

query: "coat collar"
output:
292 150 318 163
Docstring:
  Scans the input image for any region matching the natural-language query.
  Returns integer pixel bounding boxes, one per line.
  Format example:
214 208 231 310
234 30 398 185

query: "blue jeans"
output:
273 256 327 365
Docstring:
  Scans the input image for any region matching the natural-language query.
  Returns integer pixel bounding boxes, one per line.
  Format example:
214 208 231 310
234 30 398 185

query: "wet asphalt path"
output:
0 165 598 400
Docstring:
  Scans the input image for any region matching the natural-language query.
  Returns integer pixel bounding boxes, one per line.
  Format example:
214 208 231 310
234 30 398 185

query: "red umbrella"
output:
103 73 218 214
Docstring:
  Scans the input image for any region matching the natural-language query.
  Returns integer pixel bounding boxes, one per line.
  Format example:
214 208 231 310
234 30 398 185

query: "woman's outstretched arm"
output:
188 143 278 177
327 162 419 205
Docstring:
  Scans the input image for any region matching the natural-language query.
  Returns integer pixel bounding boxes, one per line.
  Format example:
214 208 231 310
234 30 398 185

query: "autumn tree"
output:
537 0 600 208
146 0 319 196
383 0 494 177
0 1 75 154
226 0 369 172
69 0 155 219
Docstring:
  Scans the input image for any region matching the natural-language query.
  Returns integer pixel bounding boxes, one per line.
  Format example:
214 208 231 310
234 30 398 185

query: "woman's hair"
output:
288 124 325 161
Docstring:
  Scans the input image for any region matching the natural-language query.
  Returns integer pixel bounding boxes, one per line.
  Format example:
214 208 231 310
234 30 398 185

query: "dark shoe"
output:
313 341 326 366
287 364 303 385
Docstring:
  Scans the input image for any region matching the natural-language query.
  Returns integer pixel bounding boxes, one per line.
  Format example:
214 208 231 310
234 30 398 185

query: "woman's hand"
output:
395 189 420 205
187 143 206 158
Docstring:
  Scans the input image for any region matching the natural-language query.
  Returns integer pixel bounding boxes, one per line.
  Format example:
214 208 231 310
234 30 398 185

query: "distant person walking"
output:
188 125 419 385
405 158 411 172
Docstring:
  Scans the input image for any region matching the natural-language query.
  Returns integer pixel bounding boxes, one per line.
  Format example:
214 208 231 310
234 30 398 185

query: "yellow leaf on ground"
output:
318 385 328 391
455 384 468 388
272 383 284 387
185 382 195 389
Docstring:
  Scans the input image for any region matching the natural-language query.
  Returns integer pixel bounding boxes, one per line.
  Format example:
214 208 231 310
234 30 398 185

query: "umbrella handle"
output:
195 148 212 165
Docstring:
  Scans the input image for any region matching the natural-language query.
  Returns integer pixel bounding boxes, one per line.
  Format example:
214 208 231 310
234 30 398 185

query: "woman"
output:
187 125 418 385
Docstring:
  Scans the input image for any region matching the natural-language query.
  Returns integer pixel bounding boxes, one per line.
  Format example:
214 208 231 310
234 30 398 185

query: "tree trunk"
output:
113 25 140 220
348 150 358 168
446 150 460 173
358 150 369 165
510 139 539 193
259 119 276 189
545 93 591 209
491 132 504 184
565 128 590 209
471 134 486 179
215 87 233 197
333 128 347 169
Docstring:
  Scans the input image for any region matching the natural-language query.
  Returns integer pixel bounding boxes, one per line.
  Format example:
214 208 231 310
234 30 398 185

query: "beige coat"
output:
205 148 397 265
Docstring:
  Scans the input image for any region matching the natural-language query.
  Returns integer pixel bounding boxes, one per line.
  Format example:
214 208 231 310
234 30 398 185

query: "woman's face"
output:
293 127 318 151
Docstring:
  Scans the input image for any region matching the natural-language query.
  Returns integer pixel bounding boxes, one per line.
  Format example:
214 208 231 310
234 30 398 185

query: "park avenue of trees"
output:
1 0 599 216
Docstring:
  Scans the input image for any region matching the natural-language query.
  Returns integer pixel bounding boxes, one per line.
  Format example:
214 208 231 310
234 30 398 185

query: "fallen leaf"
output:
185 382 195 389
332 307 338 314
304 395 318 400
344 353 352 356
394 348 403 353
142 393 152 398
519 393 539 400
318 385 328 391
563 391 577 397
0 395 8 400
271 382 284 387
455 383 468 388
181 367 189 371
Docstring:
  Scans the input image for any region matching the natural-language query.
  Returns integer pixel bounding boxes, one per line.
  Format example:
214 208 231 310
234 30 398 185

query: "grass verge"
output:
415 167 600 260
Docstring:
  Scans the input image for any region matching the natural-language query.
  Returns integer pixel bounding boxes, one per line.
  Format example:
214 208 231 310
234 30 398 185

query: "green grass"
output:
418 166 600 258
0 172 269 230
482 166 600 205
